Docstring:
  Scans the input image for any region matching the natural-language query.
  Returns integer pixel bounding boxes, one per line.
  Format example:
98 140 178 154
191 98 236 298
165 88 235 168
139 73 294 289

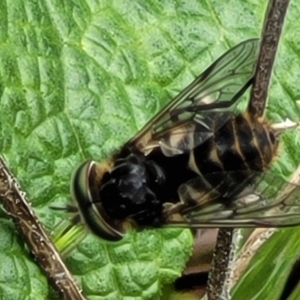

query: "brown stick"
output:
0 156 86 300
248 0 290 117
206 229 234 300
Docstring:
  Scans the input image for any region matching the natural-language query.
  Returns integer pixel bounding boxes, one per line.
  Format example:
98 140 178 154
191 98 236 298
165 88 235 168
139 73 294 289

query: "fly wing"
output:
127 39 259 157
164 170 300 228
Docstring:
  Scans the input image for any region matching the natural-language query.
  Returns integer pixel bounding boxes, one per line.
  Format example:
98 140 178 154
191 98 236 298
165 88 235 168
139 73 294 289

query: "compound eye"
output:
71 160 95 208
71 160 124 241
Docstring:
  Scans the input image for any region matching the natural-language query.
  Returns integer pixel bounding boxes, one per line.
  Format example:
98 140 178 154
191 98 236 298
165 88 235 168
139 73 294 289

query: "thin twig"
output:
0 155 86 300
248 0 290 117
206 229 234 300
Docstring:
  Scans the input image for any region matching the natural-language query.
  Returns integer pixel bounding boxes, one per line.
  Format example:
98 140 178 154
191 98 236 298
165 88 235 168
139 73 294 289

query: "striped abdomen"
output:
178 112 279 206
189 112 278 176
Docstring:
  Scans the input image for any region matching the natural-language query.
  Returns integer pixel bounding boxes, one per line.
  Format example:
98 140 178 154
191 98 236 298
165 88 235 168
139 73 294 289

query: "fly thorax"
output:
100 150 165 225
113 153 148 202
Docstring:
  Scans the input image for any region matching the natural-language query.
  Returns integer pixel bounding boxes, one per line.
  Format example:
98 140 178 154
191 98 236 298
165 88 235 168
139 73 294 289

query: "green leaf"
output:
233 227 300 300
1 0 300 299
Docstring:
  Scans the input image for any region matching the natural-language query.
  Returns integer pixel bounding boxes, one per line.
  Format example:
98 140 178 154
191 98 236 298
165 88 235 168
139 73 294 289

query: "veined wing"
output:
164 170 300 228
128 39 259 157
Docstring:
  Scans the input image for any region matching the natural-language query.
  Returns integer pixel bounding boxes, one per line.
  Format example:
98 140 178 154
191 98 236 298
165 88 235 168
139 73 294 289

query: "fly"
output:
63 39 300 241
